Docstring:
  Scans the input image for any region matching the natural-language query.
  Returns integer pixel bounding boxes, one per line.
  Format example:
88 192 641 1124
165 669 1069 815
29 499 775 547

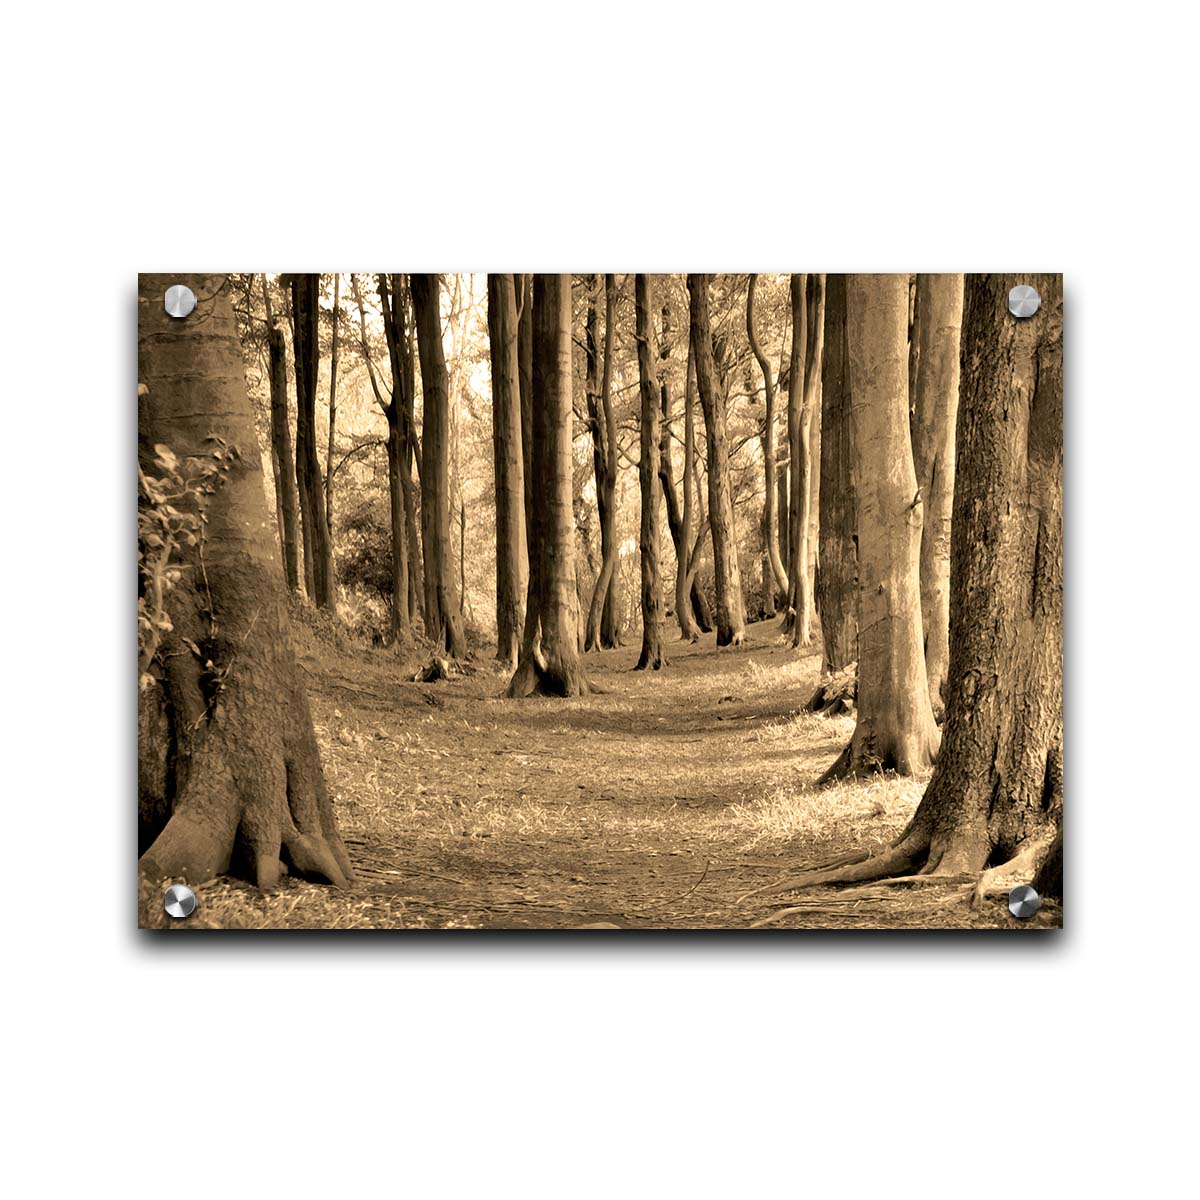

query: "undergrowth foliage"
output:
137 435 238 690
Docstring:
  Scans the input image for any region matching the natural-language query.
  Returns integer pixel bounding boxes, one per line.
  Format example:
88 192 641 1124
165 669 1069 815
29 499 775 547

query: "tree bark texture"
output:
816 274 858 673
634 275 666 670
411 273 467 658
488 274 529 668
507 274 589 697
585 274 623 650
796 275 1063 888
138 273 352 891
265 300 300 595
290 273 336 608
748 274 788 600
688 273 746 646
910 272 964 717
821 274 939 781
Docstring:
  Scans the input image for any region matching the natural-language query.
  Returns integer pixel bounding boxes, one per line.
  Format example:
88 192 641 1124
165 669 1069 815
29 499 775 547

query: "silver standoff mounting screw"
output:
163 883 198 919
1007 884 1041 920
164 284 197 319
1008 284 1041 319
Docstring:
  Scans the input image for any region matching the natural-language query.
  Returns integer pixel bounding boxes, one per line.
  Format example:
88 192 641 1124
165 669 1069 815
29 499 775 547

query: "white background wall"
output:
5 2 1196 1196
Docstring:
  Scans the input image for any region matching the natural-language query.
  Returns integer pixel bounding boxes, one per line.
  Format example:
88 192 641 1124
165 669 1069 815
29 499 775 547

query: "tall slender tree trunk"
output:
290 273 336 609
775 274 1062 893
369 273 413 641
514 273 540 658
911 273 964 717
411 273 466 658
815 274 857 673
821 274 938 782
138 273 351 892
659 324 704 641
748 274 788 608
634 275 666 670
263 276 300 594
508 274 589 697
688 273 745 647
397 277 424 629
685 345 715 634
786 274 825 647
585 274 623 650
488 274 528 668
325 273 339 536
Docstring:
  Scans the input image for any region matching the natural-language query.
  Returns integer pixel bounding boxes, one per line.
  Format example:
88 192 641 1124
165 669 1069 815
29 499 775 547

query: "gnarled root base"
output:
506 652 590 699
633 648 667 671
743 824 1059 928
139 573 353 893
818 724 940 785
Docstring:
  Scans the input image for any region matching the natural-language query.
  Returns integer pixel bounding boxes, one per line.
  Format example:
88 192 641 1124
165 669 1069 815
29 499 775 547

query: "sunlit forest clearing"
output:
138 272 1062 930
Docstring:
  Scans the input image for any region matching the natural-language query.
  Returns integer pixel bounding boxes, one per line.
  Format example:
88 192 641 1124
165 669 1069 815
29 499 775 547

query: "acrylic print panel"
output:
137 273 1063 931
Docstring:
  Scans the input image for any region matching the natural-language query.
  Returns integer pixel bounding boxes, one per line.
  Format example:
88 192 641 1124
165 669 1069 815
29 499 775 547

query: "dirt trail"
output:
179 617 1060 930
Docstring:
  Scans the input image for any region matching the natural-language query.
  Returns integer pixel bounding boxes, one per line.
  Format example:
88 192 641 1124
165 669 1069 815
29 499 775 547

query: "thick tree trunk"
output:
325 273 339 535
815 274 858 674
138 273 352 891
488 274 528 668
748 275 788 601
634 275 666 670
585 275 623 651
821 274 939 781
411 273 467 659
791 274 1062 889
265 309 300 594
507 274 589 697
290 274 336 609
688 273 746 647
910 273 963 718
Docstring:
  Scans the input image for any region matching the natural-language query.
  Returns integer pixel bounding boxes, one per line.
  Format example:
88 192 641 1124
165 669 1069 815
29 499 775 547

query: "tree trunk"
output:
325 273 339 536
290 274 336 609
411 273 467 659
514 274 540 658
687 273 745 647
138 273 352 891
659 328 704 641
488 274 528 668
821 274 939 781
507 274 589 697
910 273 964 718
634 275 666 670
585 275 623 650
396 277 424 629
351 273 409 643
788 274 1062 890
264 277 300 594
815 274 858 674
748 274 788 601
685 347 714 633
786 274 825 647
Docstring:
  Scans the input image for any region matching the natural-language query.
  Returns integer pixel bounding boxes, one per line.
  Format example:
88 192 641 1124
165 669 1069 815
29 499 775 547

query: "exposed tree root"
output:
744 825 1059 927
969 833 1057 909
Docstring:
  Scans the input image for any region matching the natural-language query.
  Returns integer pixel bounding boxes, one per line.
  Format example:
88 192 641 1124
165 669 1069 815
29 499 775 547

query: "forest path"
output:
187 614 1057 929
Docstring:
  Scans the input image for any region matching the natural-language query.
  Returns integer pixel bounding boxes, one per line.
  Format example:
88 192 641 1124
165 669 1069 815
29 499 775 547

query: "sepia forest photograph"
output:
137 270 1063 931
